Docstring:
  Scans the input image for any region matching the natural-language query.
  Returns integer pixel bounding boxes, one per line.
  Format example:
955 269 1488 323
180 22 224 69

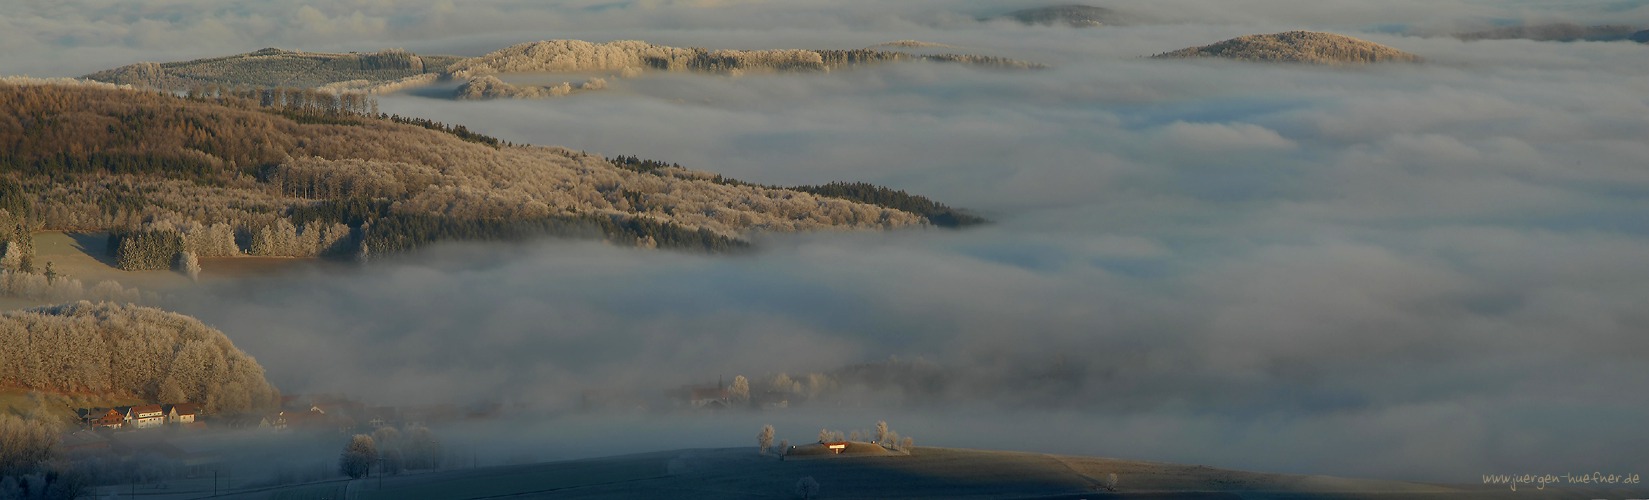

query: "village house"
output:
86 408 126 430
165 403 201 425
78 402 203 431
128 404 166 429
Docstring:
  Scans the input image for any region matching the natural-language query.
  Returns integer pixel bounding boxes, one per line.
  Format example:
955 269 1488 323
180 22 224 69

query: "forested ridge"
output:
610 155 986 227
84 48 464 92
0 79 959 270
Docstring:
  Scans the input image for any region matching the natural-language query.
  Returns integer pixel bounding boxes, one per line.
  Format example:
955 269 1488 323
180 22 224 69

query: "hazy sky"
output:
8 0 1649 485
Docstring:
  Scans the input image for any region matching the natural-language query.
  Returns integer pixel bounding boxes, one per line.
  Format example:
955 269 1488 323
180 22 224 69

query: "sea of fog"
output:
8 0 1646 484
176 30 1649 482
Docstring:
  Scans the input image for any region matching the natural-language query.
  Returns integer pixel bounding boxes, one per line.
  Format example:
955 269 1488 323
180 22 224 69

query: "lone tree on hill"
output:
339 434 377 479
758 425 775 455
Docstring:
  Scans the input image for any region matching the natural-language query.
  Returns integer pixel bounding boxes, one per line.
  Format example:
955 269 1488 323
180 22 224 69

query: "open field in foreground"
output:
193 447 1649 499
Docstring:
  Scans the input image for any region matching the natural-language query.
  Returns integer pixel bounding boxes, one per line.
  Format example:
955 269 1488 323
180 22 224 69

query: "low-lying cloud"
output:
7 0 1649 486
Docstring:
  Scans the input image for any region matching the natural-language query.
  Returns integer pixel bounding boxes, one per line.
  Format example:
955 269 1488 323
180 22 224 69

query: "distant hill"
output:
84 40 1045 101
0 79 972 266
84 48 463 91
443 39 1042 100
1152 31 1422 64
1455 23 1642 42
0 301 279 414
994 4 1128 27
1635 30 1649 43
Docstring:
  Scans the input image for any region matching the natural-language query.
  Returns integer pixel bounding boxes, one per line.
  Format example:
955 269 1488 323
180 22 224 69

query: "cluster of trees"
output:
454 76 608 101
107 218 350 269
815 421 914 450
0 302 280 414
0 414 84 499
0 209 37 273
788 182 987 228
382 114 504 147
338 426 443 479
608 155 681 174
361 212 749 254
0 268 148 304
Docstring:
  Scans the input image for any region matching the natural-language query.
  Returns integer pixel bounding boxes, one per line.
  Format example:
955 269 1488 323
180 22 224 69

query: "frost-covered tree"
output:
874 421 889 445
730 375 750 404
758 425 774 455
339 434 377 479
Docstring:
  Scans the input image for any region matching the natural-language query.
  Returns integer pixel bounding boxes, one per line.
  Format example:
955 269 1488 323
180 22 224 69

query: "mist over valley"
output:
2 1 1648 498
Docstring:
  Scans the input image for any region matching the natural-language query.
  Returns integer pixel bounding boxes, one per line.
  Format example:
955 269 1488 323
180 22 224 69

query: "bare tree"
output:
758 425 775 456
339 434 377 479
818 428 831 443
901 436 913 450
794 476 820 500
874 421 889 445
